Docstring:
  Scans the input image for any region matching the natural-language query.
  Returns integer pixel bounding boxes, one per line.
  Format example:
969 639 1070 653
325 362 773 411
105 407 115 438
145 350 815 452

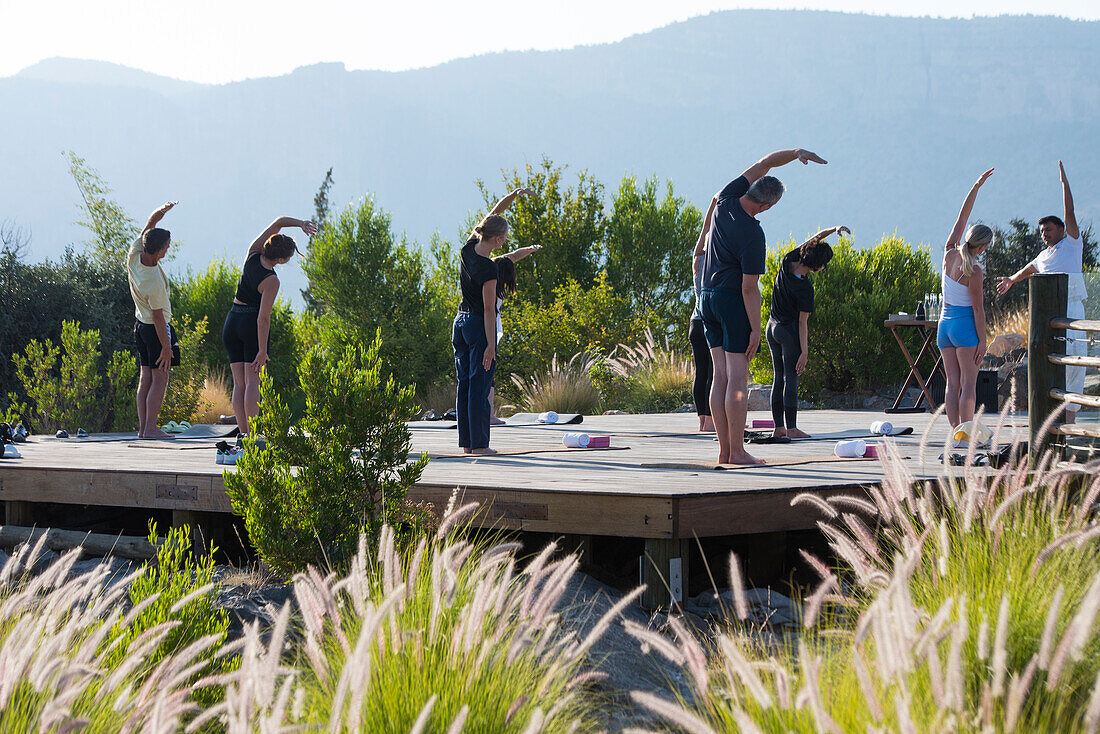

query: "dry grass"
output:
987 303 1029 341
608 330 693 411
194 369 233 424
416 380 458 415
510 353 601 415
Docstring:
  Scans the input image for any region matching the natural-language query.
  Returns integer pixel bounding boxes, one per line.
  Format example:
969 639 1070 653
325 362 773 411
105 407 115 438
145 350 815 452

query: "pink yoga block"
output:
587 435 610 448
751 419 774 429
864 444 880 458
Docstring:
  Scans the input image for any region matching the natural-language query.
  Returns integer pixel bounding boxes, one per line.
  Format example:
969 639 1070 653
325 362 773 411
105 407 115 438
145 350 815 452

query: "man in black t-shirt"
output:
697 147 827 465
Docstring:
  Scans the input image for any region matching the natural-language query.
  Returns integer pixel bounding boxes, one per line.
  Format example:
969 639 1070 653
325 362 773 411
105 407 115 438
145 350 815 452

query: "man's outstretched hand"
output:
796 149 827 165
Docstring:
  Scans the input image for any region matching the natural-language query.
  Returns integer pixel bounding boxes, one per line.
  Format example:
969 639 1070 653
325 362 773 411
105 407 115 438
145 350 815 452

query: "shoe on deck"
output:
55 429 69 439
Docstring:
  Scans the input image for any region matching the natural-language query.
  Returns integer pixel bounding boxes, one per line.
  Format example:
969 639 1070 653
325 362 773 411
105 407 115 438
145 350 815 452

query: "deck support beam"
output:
4 501 35 526
640 538 689 611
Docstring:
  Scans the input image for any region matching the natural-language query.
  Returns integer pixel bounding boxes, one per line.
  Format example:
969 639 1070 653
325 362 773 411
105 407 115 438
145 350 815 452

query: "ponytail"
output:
959 224 993 277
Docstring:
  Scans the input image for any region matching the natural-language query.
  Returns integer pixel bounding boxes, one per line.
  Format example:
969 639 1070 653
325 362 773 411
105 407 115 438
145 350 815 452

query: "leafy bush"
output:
0 248 134 417
498 273 651 394
225 330 427 576
159 315 211 424
106 349 139 431
751 235 938 400
509 352 602 415
302 196 454 392
11 320 135 433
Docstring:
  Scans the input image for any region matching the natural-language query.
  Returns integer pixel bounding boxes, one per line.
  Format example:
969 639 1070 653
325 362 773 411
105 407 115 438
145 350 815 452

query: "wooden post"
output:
172 509 207 556
4 501 34 526
558 534 592 567
640 538 689 611
1029 273 1067 462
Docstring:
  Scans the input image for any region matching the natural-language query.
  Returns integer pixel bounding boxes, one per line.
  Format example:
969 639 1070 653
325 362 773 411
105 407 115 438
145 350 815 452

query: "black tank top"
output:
234 253 275 307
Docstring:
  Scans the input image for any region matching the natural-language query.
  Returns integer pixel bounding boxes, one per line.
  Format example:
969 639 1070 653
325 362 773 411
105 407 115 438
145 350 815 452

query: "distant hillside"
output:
1 10 1097 304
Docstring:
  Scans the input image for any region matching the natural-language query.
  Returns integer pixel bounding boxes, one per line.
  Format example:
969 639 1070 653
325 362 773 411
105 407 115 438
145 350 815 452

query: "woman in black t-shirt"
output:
222 216 317 438
766 226 846 439
453 187 535 453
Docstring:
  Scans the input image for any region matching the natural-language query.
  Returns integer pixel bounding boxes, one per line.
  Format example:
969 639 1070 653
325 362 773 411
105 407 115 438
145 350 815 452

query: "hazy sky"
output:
1 0 1097 83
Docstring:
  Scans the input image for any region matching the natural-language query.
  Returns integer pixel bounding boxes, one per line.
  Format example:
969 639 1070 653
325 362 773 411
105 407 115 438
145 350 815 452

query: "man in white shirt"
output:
997 162 1088 421
126 201 179 438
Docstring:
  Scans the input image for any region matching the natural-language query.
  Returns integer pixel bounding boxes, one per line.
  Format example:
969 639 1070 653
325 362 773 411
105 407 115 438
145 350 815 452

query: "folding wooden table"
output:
884 317 944 413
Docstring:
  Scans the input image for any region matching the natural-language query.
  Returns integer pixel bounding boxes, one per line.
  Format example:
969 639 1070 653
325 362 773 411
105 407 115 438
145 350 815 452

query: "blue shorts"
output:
699 287 751 353
937 304 979 349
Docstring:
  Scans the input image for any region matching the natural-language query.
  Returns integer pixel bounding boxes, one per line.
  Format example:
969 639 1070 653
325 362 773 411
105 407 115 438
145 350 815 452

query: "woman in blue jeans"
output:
453 187 535 453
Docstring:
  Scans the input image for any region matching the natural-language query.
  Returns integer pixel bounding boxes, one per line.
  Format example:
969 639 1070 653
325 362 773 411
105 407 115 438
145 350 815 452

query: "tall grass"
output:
987 304 1030 342
627 418 1100 732
510 353 602 415
3 499 638 732
195 369 233 424
608 330 693 412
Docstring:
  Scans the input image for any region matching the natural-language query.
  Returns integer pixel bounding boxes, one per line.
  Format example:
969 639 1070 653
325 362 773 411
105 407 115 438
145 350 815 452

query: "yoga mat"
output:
406 421 459 430
53 431 142 443
640 454 881 471
126 442 217 450
772 428 914 443
426 445 628 459
174 424 241 439
503 412 584 426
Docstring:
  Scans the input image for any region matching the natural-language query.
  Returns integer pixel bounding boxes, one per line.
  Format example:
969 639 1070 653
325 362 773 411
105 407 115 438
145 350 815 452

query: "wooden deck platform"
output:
0 410 1025 540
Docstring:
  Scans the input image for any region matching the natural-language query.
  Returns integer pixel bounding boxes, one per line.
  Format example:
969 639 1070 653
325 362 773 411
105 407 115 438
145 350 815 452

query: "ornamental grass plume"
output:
628 411 1100 732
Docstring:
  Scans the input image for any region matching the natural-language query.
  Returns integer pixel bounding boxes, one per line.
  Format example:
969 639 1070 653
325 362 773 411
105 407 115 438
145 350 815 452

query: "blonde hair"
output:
959 224 993 277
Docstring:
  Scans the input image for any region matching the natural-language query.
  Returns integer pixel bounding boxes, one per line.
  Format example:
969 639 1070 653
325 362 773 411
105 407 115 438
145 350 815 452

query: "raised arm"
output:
741 148 827 185
505 244 542 263
799 225 850 248
693 196 718 278
1060 161 1079 240
488 187 536 217
248 217 317 256
947 168 994 247
142 201 178 235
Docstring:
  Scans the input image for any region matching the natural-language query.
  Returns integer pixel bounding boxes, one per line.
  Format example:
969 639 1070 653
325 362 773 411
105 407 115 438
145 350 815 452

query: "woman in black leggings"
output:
689 198 716 432
766 226 846 438
222 216 316 438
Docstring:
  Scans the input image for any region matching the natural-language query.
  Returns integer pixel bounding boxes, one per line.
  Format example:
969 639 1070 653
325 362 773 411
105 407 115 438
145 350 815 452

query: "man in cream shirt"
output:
998 162 1089 422
127 201 179 438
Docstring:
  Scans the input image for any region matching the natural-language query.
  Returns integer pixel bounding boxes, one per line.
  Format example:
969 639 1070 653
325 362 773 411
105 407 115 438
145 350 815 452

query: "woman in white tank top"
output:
938 169 994 428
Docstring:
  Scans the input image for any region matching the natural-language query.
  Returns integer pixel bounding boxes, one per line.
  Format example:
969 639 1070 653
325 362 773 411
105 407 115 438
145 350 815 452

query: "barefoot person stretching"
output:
767 226 845 440
698 148 827 465
127 201 179 439
996 162 1088 423
454 187 536 454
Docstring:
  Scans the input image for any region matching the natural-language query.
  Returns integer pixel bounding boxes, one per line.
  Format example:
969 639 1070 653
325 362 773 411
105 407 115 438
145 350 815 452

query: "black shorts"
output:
222 304 264 364
134 321 181 368
698 287 751 353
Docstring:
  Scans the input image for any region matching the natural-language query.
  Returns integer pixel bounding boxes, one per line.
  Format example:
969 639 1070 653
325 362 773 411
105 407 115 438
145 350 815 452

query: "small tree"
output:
66 151 139 267
225 330 427 575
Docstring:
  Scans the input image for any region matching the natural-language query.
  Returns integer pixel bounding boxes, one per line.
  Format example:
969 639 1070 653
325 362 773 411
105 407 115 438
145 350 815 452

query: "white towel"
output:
538 411 559 424
870 421 894 436
834 439 867 458
562 432 590 448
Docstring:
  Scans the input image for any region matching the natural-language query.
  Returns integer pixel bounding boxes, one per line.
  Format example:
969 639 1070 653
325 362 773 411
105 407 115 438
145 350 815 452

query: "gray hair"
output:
746 176 785 207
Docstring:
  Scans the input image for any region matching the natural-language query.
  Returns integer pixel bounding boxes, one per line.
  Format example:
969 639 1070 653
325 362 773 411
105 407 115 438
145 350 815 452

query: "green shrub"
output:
498 273 651 397
225 330 427 576
159 315 210 424
11 320 134 433
106 349 138 431
109 521 230 677
751 235 938 401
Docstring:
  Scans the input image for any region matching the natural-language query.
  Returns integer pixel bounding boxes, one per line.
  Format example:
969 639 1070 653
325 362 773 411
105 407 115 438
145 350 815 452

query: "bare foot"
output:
141 427 175 439
462 447 472 454
772 427 788 438
787 428 811 439
725 450 765 465
469 447 499 455
700 417 715 432
490 416 507 425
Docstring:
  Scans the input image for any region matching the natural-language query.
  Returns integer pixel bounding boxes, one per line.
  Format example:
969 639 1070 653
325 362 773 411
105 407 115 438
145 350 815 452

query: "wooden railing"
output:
1028 273 1100 461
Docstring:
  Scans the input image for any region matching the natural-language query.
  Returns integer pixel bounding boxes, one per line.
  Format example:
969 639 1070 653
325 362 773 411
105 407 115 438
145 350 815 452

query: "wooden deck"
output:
0 410 1026 540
